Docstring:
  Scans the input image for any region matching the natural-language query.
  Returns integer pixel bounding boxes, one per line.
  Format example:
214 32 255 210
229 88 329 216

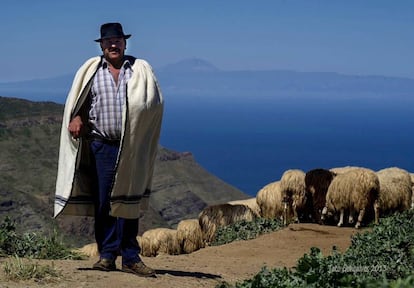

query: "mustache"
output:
108 47 121 52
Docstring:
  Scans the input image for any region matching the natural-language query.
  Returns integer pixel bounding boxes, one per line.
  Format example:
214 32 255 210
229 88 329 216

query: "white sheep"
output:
329 166 362 175
280 169 306 224
256 180 286 220
322 167 379 228
198 203 257 244
375 167 413 222
138 228 181 257
228 197 261 217
176 218 205 254
74 242 99 257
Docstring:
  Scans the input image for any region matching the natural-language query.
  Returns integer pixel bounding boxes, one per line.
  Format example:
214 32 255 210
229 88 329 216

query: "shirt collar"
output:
101 57 132 70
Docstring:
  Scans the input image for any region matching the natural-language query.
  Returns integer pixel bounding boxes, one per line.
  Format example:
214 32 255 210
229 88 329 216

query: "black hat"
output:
94 23 131 42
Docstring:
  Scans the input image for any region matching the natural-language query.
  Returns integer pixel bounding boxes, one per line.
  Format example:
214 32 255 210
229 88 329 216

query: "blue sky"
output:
1 0 413 82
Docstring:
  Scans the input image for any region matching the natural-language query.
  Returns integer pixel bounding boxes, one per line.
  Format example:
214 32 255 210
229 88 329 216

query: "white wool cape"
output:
54 56 163 219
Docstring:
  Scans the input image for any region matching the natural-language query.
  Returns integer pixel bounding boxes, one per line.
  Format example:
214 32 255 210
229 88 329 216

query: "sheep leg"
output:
374 201 380 225
355 208 365 229
283 202 288 226
293 205 299 223
321 206 328 222
337 209 344 227
348 210 354 224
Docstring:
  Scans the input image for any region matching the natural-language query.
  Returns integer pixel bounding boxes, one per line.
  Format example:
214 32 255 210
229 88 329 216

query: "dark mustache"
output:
109 47 120 52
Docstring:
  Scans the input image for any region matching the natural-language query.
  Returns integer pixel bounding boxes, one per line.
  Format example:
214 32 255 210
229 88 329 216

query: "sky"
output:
1 0 413 82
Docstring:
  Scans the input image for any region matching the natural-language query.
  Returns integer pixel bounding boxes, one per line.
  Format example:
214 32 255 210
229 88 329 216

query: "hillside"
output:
0 96 248 246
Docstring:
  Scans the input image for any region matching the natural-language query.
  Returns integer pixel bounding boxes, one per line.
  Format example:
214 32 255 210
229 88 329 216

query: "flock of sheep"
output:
260 166 413 229
77 166 414 258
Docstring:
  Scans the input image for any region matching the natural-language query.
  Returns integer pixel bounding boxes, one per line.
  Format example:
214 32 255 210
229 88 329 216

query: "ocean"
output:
7 89 413 198
160 94 414 197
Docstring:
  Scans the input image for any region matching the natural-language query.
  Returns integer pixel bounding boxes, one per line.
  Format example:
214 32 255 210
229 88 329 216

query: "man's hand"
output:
68 115 84 139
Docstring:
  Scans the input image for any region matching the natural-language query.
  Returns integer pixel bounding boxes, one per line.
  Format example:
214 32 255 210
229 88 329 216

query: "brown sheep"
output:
304 168 336 224
198 203 257 244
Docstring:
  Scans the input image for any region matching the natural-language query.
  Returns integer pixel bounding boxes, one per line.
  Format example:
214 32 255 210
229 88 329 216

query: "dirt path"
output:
0 223 363 288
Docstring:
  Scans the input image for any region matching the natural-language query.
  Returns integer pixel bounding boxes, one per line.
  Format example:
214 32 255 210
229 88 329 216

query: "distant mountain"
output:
158 58 219 73
155 59 414 100
0 74 73 103
1 58 413 104
0 96 248 246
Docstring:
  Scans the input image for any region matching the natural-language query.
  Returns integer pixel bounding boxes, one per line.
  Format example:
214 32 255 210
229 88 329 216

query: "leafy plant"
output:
212 217 284 246
0 216 19 257
0 217 84 260
216 210 414 288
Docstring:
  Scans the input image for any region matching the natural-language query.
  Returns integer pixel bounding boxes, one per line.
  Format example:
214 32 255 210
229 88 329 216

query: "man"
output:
54 22 164 277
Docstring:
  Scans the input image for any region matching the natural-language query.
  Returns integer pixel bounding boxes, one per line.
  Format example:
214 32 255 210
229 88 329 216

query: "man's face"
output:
100 37 126 62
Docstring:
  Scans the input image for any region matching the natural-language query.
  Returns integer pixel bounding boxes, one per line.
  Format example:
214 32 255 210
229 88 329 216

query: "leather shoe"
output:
122 261 156 277
92 258 116 271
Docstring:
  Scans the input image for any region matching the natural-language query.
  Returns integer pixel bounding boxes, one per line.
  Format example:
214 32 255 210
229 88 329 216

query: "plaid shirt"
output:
89 58 132 140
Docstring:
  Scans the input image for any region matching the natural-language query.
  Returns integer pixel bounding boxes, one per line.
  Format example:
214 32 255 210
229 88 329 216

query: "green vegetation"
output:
216 210 414 287
0 216 83 282
3 255 62 283
0 97 63 242
0 217 83 260
0 96 63 121
212 217 284 246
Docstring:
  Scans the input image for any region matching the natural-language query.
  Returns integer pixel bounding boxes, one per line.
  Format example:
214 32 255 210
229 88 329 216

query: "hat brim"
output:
94 34 131 42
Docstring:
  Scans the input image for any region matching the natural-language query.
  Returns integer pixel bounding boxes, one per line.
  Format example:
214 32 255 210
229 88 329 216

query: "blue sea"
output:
8 89 413 198
160 94 414 197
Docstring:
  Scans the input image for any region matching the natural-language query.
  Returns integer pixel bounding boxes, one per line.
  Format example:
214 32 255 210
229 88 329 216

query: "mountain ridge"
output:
1 58 413 103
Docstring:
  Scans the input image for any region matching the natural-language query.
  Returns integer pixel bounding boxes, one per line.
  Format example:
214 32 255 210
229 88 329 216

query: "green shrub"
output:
0 216 19 257
0 217 84 260
216 210 414 288
212 217 284 246
343 210 414 280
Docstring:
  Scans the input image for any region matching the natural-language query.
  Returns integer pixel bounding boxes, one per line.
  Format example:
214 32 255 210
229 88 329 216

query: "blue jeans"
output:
90 140 140 265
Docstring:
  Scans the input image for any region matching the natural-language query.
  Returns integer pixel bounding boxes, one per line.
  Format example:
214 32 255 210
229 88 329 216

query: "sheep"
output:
321 167 379 228
410 173 414 187
375 167 413 221
176 218 205 254
304 168 336 224
256 180 286 220
329 166 362 175
198 203 257 244
138 228 181 257
228 197 261 217
74 242 99 257
280 169 306 224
